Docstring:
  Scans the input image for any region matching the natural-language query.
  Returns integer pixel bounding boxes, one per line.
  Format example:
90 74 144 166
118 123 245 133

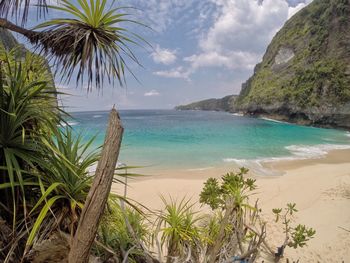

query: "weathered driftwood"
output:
68 108 124 263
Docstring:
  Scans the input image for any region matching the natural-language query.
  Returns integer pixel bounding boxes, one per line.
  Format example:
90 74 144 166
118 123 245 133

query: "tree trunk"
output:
0 18 40 43
68 108 124 263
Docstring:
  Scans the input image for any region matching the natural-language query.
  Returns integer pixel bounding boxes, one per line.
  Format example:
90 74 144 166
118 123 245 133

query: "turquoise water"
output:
68 110 350 170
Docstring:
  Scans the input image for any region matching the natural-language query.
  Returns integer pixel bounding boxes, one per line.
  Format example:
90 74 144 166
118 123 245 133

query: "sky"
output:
23 0 312 111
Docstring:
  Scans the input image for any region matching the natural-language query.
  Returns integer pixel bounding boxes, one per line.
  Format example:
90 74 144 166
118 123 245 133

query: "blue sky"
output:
23 0 312 111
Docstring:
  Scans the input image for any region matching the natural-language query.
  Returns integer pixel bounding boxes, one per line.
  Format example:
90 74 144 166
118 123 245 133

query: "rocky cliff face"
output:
177 0 350 129
237 0 350 129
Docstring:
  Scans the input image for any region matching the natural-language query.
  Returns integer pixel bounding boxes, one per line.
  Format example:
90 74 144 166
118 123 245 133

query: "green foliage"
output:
25 128 100 246
238 0 350 115
0 46 62 226
95 197 149 262
272 208 283 222
34 0 147 90
40 128 99 206
272 203 315 254
200 212 222 245
286 203 298 215
155 196 202 262
199 178 222 210
198 170 316 261
0 45 147 259
290 59 350 108
200 168 256 210
0 0 147 261
289 224 316 249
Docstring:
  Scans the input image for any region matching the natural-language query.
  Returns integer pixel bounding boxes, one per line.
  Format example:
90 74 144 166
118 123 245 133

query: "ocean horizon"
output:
67 109 350 172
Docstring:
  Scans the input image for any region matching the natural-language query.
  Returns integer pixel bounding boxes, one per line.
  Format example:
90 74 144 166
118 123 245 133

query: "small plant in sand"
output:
272 203 316 260
200 168 316 262
154 196 203 263
154 168 316 263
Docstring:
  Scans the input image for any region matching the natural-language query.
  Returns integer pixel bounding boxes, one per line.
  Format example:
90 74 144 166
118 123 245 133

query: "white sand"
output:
112 149 350 262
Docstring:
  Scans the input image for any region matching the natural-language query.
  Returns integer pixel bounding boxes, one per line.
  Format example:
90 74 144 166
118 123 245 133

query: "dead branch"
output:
68 108 124 263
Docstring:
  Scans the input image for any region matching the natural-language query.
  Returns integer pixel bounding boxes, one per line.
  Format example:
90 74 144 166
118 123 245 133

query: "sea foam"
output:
187 167 214 171
223 143 350 176
260 117 289 124
60 121 79 127
285 144 350 158
223 158 284 176
224 144 350 165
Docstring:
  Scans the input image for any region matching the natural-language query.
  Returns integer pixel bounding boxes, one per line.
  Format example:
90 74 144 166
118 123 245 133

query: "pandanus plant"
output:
0 0 146 90
0 47 61 225
0 46 64 262
155 197 203 263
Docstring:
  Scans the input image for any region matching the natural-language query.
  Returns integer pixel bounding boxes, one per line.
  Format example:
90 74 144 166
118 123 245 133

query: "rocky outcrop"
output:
236 0 350 129
177 0 350 129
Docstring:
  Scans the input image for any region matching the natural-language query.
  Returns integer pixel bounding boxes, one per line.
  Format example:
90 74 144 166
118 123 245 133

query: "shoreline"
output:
175 109 350 131
112 148 350 261
118 148 350 180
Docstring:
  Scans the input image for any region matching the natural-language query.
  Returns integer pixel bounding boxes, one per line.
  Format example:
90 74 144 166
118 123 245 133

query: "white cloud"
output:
149 0 313 80
184 51 260 70
130 0 313 82
151 45 177 65
183 0 312 74
153 67 191 80
144 89 160 97
46 0 61 6
57 85 69 90
288 0 312 18
124 0 199 32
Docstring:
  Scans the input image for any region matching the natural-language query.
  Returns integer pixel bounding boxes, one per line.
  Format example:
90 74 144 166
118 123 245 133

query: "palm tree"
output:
0 0 145 89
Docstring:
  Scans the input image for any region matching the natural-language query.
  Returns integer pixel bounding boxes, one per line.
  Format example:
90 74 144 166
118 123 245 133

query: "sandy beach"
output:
112 149 350 262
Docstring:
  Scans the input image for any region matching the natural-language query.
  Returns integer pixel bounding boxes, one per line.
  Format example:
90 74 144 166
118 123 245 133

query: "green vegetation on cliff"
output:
239 0 350 112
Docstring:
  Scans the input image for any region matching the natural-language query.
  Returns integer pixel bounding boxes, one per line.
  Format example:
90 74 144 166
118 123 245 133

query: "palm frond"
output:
0 0 50 24
32 0 148 90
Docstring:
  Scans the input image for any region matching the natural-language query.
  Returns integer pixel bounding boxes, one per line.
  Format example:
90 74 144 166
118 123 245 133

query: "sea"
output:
66 110 350 173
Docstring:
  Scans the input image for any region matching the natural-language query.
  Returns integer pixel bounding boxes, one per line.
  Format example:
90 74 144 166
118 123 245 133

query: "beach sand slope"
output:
112 149 350 262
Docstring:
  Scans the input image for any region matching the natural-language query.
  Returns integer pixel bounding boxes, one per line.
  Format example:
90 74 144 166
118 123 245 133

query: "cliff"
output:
177 0 350 129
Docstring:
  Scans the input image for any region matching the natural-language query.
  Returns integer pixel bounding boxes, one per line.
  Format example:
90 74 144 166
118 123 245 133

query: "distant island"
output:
176 0 350 130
